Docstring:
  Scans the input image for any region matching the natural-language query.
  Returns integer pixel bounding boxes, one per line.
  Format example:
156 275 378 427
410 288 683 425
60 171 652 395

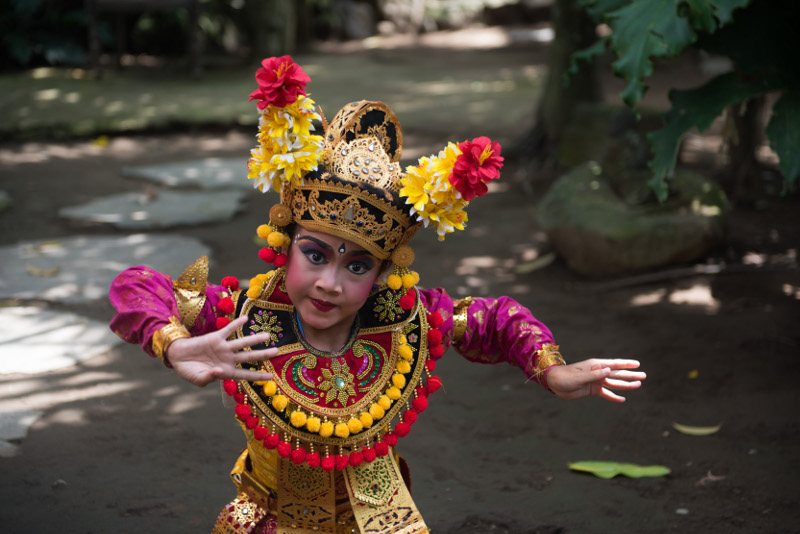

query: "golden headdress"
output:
245 56 504 283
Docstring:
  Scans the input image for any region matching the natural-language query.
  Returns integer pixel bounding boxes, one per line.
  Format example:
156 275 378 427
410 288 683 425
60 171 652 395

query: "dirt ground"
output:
1 37 799 534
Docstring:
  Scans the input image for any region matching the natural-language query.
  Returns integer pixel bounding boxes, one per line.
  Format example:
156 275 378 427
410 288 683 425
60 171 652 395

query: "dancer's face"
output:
284 228 382 343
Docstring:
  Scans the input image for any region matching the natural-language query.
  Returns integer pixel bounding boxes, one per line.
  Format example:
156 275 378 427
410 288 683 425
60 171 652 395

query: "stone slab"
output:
0 307 122 374
0 234 209 304
122 157 252 189
58 189 246 230
0 410 45 458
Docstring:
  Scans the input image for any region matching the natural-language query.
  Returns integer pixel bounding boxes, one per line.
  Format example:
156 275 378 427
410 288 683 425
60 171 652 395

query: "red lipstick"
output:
310 298 335 312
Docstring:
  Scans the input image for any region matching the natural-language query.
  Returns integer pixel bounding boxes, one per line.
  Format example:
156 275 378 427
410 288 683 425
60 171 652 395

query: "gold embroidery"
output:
345 454 428 534
277 457 336 533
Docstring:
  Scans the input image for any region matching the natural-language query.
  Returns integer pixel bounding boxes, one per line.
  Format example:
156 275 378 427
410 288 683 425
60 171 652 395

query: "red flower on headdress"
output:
248 56 310 109
450 137 504 201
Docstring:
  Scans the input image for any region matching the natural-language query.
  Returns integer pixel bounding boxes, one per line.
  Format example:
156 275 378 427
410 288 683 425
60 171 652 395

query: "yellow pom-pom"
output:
387 274 402 290
246 287 262 299
399 334 408 345
347 418 363 434
369 404 385 420
334 422 350 438
261 381 277 397
306 416 321 433
378 395 392 410
319 421 334 438
290 411 307 428
396 360 411 374
392 374 406 389
267 231 285 248
282 234 292 248
271 395 288 411
401 273 416 288
411 271 420 284
359 412 374 428
386 386 401 400
398 345 413 360
256 224 271 240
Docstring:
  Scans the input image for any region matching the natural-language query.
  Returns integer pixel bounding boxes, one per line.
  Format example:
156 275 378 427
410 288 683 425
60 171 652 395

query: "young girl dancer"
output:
110 56 645 534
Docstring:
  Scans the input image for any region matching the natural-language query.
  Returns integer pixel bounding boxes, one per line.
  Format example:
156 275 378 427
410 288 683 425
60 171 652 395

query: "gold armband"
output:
152 316 191 364
531 343 566 388
173 256 208 329
452 296 473 345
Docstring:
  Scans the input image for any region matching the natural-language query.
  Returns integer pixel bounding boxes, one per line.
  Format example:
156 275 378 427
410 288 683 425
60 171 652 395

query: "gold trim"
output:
452 296 473 344
151 316 190 362
532 343 566 383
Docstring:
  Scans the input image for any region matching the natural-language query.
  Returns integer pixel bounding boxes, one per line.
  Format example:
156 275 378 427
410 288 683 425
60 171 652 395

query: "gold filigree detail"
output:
318 359 357 406
373 290 404 322
173 256 208 328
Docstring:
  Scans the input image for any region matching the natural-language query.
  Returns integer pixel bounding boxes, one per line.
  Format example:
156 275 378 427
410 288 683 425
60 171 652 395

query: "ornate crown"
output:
245 55 504 268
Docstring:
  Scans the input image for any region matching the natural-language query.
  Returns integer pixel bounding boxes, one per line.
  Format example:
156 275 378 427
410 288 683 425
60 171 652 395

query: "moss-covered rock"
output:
536 162 729 276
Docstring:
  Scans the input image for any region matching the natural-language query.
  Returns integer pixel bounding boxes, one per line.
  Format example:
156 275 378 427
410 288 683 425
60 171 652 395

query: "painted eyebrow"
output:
297 236 372 259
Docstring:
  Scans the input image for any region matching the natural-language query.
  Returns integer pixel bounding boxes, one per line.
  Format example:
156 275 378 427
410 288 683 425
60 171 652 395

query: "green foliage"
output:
574 0 799 201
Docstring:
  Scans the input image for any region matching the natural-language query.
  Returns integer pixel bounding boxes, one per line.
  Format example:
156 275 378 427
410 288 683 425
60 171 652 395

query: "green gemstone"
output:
334 377 345 389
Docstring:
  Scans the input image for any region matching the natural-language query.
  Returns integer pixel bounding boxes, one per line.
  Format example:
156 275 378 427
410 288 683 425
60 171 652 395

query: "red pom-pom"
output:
216 316 231 329
321 456 335 472
395 422 411 437
375 441 390 456
218 297 235 315
416 385 428 398
399 294 415 310
403 410 418 425
264 433 280 449
274 253 287 267
412 397 428 413
258 247 276 263
334 454 349 471
384 432 398 447
223 380 238 396
305 451 321 468
349 450 364 467
221 276 240 291
235 404 251 420
245 415 259 429
426 359 437 372
428 376 442 393
429 344 445 359
362 447 377 463
277 442 292 458
233 392 245 404
254 426 268 441
428 312 444 329
427 329 442 345
290 447 307 465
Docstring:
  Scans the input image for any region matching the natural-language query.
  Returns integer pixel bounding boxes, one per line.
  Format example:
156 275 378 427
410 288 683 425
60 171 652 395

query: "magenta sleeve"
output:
419 288 556 382
108 265 226 359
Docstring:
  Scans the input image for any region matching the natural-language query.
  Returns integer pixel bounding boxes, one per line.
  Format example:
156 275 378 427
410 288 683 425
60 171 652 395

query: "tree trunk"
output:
512 0 602 166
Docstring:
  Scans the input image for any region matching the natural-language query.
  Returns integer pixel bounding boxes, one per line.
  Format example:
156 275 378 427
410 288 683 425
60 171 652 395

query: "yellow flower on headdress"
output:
248 93 324 193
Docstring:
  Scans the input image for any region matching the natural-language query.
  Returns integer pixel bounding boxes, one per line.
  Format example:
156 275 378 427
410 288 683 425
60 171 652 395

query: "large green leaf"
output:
646 73 777 200
606 0 695 106
765 90 800 188
684 0 751 32
568 461 671 479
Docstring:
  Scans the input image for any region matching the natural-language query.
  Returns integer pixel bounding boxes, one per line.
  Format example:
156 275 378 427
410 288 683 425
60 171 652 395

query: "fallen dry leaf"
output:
671 421 723 436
